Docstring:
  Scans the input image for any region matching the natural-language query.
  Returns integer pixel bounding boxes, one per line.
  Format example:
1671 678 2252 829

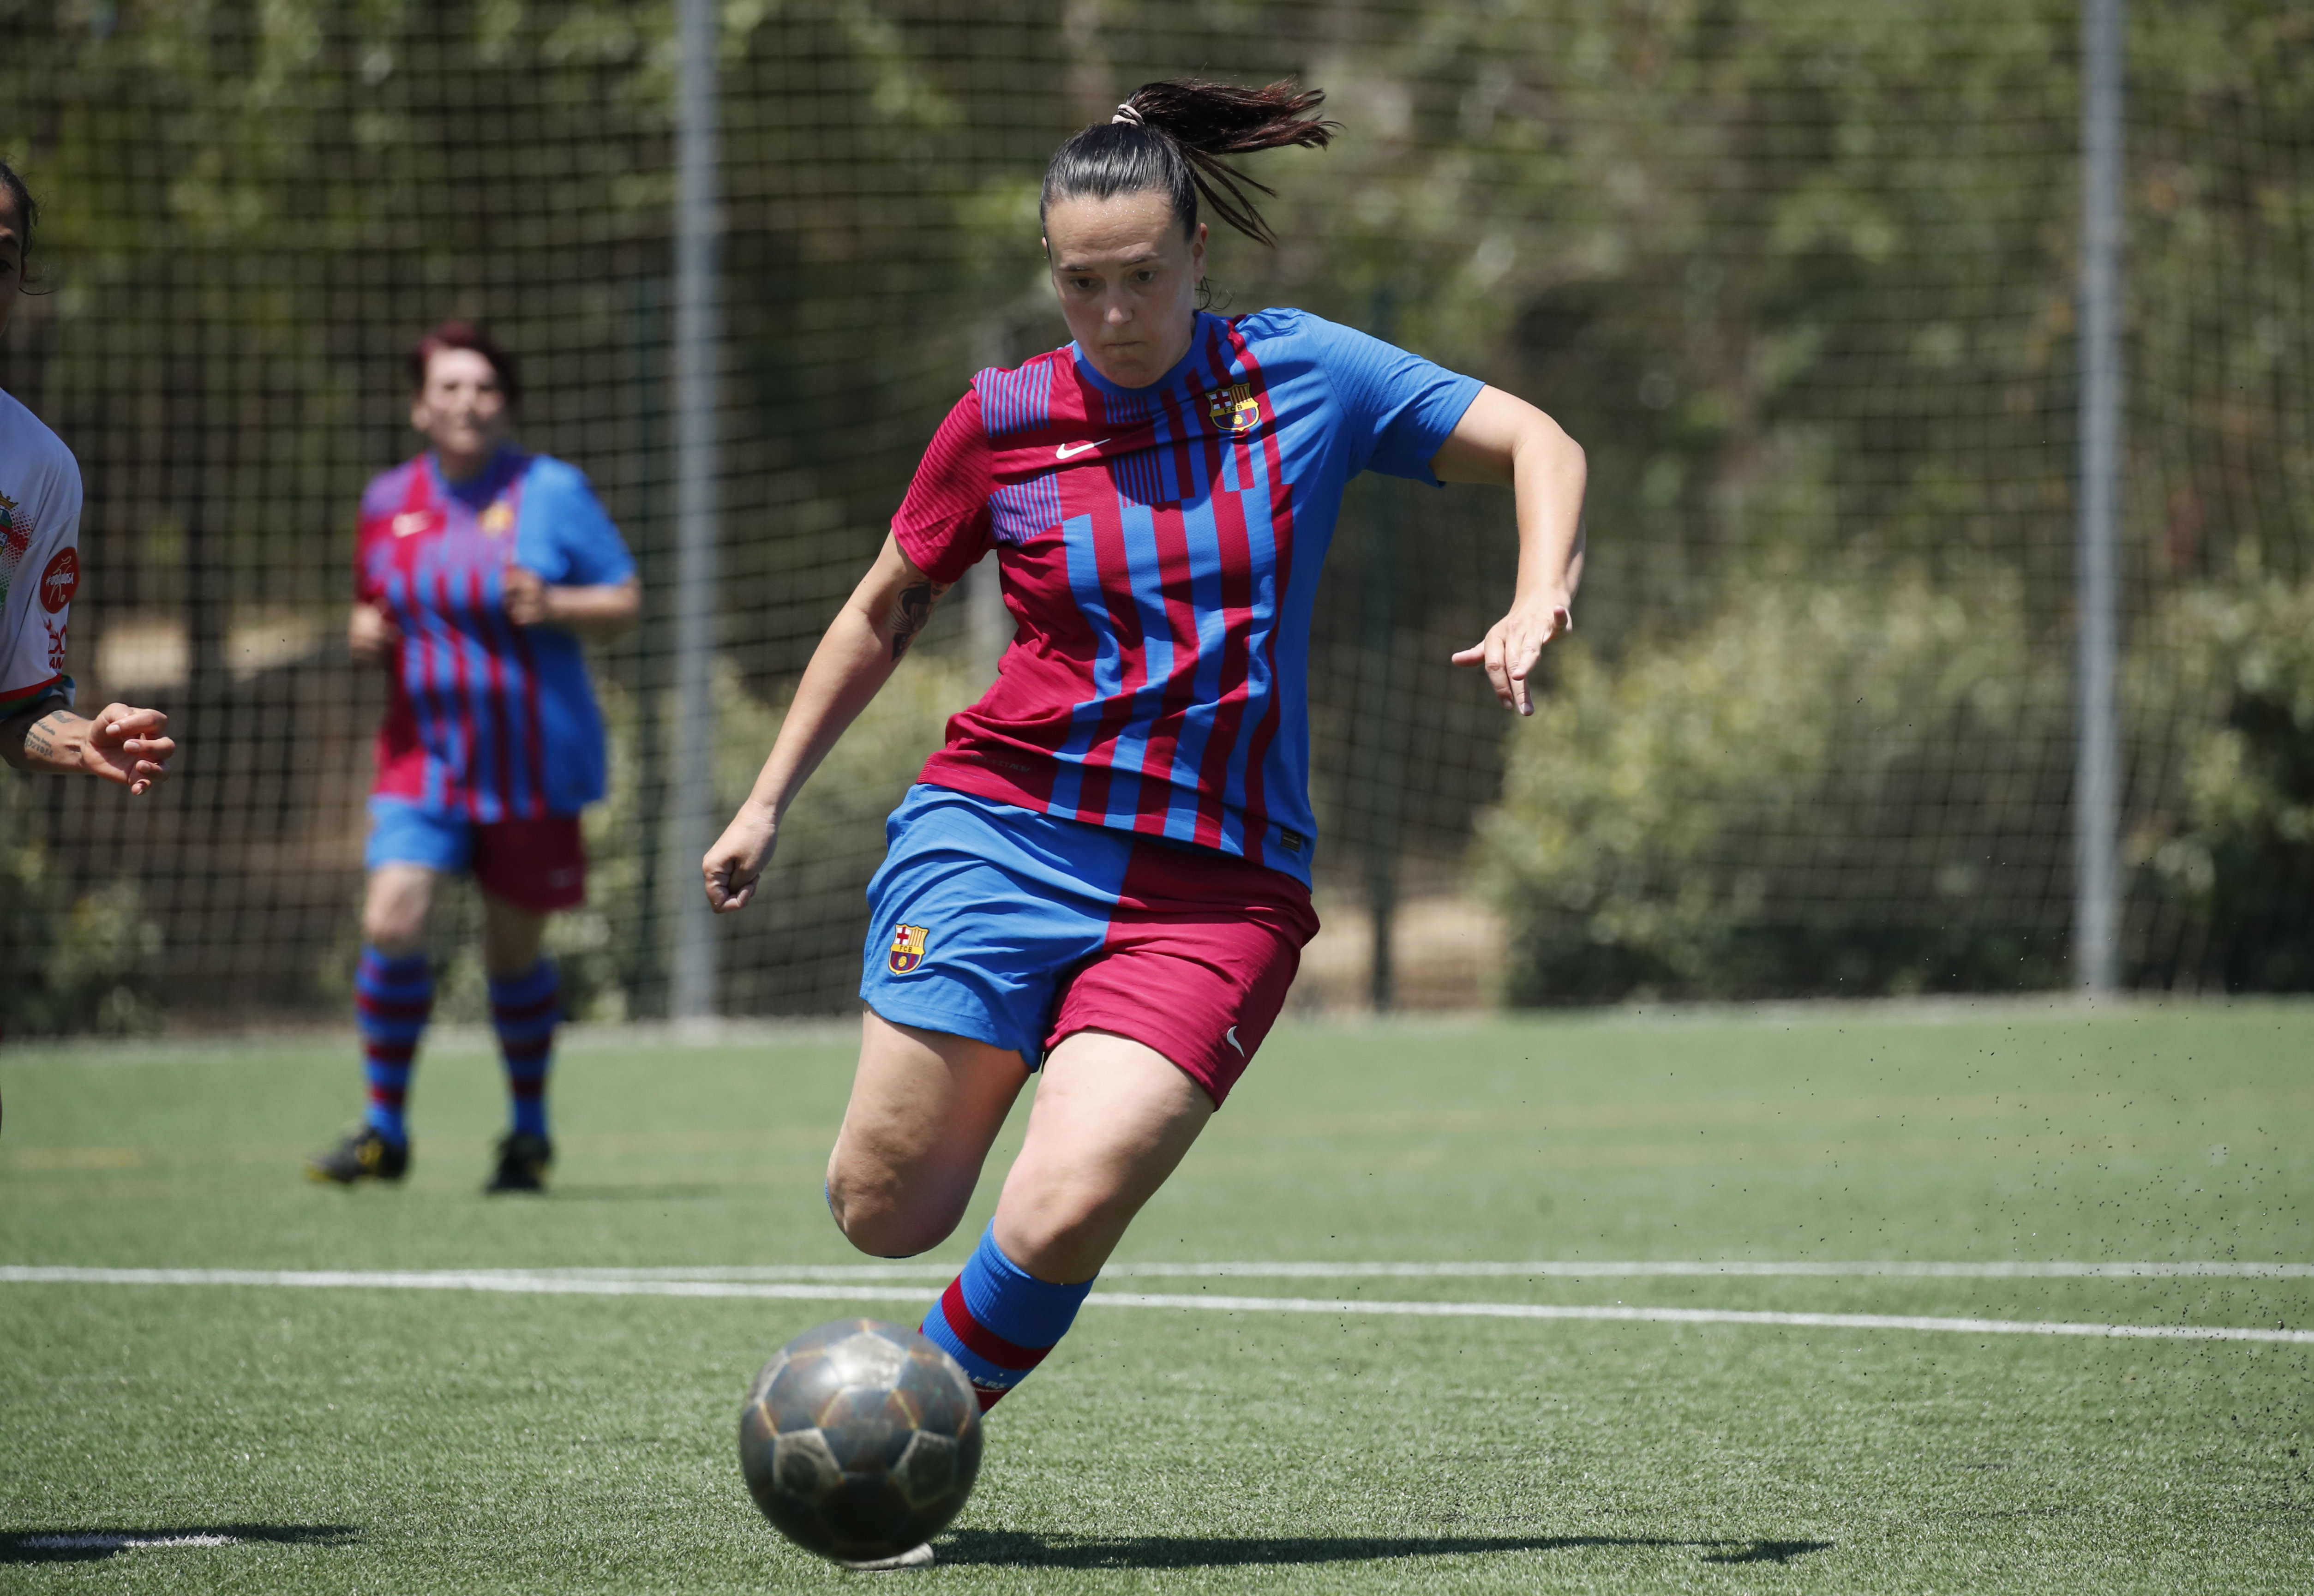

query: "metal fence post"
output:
1359 287 1403 1012
668 0 721 1023
2075 0 2125 995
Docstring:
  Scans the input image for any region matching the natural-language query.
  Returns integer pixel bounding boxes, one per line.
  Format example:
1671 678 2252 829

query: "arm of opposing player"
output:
0 702 175 794
701 536 951 913
349 601 400 666
1431 386 1587 716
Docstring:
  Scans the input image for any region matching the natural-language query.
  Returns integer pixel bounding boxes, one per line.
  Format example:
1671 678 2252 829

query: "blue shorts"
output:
858 786 1318 1105
364 796 587 912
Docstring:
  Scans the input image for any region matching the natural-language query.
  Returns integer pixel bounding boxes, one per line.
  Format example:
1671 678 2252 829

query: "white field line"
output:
4 1266 2308 1345
0 1267 930 1302
1121 1259 2314 1280
516 1259 2314 1283
15 1533 239 1550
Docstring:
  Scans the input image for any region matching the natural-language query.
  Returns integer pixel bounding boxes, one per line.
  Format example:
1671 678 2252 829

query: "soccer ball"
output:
737 1318 983 1563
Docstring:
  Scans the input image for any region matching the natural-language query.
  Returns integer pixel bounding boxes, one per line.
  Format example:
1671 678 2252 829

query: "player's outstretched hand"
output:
703 804 778 914
1451 593 1573 717
84 704 175 796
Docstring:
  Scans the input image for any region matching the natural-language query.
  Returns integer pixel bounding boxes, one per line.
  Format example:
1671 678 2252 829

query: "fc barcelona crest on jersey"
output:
1208 383 1259 436
480 501 516 537
887 923 929 975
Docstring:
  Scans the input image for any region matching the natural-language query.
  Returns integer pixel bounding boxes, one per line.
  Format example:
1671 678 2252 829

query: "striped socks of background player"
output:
920 1223 1093 1411
487 959 561 1139
355 948 433 1146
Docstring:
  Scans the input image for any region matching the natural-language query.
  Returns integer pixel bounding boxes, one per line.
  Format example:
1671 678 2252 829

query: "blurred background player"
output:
307 320 640 1193
701 76 1585 1497
0 157 178 1129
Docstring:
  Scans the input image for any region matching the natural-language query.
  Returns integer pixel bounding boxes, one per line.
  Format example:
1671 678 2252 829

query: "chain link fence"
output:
1 0 2308 1031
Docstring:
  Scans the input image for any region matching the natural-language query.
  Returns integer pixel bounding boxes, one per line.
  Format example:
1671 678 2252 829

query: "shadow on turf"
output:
0 1525 360 1563
939 1531 1832 1568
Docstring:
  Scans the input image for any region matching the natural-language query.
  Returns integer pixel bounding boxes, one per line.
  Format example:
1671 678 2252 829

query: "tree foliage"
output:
0 1 2309 1012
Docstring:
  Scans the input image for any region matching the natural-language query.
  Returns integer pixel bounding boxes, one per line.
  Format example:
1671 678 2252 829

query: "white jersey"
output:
0 386 81 718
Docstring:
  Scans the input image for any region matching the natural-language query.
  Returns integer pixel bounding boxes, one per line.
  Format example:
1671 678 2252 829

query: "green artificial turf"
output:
1 1000 2310 1591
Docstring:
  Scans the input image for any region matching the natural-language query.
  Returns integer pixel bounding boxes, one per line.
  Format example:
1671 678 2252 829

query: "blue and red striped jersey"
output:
892 308 1483 886
356 446 634 821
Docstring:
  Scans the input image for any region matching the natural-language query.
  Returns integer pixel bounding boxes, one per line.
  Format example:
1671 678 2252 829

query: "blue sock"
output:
356 948 433 1145
488 959 560 1140
920 1223 1094 1412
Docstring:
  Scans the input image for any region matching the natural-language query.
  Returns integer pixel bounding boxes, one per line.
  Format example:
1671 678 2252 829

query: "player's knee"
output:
360 902 425 953
360 869 431 952
832 1205 948 1260
823 1158 959 1260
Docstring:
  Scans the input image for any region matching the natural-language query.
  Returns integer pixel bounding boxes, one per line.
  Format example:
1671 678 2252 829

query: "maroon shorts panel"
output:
472 816 587 913
1045 839 1320 1107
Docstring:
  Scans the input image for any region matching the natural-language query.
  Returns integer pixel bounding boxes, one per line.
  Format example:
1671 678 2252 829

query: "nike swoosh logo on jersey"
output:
1224 1026 1246 1058
391 512 431 538
1055 438 1111 460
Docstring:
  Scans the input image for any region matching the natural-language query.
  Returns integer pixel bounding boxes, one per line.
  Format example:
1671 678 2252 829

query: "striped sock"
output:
356 948 433 1146
488 959 560 1140
920 1223 1093 1412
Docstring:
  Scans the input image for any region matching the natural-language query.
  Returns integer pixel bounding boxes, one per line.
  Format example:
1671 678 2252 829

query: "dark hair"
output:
408 319 522 403
1040 78 1340 249
0 158 39 292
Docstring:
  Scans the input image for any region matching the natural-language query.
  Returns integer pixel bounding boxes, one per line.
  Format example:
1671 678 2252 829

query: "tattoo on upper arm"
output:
889 579 950 661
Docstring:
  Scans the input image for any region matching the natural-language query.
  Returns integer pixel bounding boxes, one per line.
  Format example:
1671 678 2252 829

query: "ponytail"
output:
0 158 37 292
1040 78 1340 248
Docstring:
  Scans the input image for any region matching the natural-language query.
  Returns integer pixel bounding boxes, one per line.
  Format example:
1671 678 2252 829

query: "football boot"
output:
306 1126 410 1184
484 1130 554 1194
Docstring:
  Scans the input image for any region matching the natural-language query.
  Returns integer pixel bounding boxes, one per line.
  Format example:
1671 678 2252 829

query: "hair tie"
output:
1112 102 1144 126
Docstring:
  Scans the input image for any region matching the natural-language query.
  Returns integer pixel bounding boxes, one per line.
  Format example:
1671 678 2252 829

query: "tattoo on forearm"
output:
22 710 70 763
889 580 950 660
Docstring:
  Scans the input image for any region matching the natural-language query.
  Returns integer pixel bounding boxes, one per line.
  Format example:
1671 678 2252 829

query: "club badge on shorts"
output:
887 924 929 975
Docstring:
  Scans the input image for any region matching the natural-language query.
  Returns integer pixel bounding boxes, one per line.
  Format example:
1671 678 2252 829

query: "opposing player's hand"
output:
348 601 401 666
1451 592 1573 717
703 804 779 914
502 566 552 627
83 704 175 796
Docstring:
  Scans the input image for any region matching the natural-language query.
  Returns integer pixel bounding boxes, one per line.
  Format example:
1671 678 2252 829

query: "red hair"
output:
408 320 522 404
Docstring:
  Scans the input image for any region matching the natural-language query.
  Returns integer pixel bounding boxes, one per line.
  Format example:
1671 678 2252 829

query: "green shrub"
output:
2130 576 2314 990
712 652 981 1015
543 650 975 1019
1474 570 2071 1002
0 779 165 1038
